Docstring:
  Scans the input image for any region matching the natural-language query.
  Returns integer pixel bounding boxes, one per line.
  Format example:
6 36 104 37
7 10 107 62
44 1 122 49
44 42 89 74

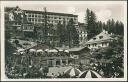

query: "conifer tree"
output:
85 9 97 40
67 19 79 47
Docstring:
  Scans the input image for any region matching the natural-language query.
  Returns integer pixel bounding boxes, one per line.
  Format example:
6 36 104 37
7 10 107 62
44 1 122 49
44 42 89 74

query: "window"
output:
59 17 61 19
41 15 44 18
32 19 34 21
38 19 42 22
88 44 90 47
32 14 34 17
28 18 31 21
99 36 103 39
94 43 97 46
102 42 105 46
104 42 108 46
35 14 37 17
93 38 96 40
42 19 44 22
47 16 50 18
54 17 57 19
28 14 31 17
55 20 58 23
92 44 95 47
38 14 41 18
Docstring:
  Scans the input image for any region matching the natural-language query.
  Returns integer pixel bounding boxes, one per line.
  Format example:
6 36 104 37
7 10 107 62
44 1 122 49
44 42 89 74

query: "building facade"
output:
85 30 114 49
5 6 78 30
24 10 78 25
5 6 78 44
75 23 87 46
5 6 35 38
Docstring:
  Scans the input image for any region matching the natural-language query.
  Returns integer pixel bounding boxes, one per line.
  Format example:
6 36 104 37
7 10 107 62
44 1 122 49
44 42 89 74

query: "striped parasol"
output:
45 49 49 52
64 50 69 53
17 48 25 52
20 51 25 55
79 70 102 78
29 49 36 52
37 49 43 53
48 49 58 53
64 67 81 77
13 53 17 55
58 49 63 52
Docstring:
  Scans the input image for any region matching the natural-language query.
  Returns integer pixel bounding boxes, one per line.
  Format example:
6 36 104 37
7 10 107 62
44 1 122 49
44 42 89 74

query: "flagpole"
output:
44 7 47 43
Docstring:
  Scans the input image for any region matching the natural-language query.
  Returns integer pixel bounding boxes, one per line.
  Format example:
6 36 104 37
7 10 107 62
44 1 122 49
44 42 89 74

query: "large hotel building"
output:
24 10 78 25
5 6 78 40
5 6 78 29
5 6 87 47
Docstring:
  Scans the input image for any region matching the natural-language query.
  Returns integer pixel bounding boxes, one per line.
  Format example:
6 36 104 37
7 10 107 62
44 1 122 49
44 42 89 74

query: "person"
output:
39 66 44 78
62 72 69 78
51 73 55 78
43 66 48 77
57 72 62 78
23 72 28 78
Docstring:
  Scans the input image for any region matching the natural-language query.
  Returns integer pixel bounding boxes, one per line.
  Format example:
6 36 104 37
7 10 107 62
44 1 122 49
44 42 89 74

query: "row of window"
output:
26 13 77 20
87 42 108 47
79 34 86 37
28 18 44 22
27 18 78 24
13 22 21 25
23 26 33 30
27 18 70 24
93 36 103 40
27 16 76 21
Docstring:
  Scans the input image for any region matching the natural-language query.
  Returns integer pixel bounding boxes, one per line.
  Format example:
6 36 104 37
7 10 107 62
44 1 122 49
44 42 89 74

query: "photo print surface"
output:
0 1 127 81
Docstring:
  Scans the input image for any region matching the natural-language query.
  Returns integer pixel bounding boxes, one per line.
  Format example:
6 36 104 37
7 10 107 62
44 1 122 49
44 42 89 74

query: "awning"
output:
17 49 25 52
48 49 58 53
37 49 43 53
29 49 36 52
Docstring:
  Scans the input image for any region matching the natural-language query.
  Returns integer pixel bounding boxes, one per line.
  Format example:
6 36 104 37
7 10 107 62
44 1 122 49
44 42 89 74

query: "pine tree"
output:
119 21 124 35
67 19 74 48
57 21 63 46
117 21 124 35
115 21 120 35
111 19 116 34
85 9 97 40
92 35 124 78
67 19 79 47
106 19 124 35
106 19 115 34
96 21 103 34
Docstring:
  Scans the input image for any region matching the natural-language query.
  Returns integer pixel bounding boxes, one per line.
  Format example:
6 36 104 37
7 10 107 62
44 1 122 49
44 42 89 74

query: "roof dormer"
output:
93 38 96 40
99 36 103 39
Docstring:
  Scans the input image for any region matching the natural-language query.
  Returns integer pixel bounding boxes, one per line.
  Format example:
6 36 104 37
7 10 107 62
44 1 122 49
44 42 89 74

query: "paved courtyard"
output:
47 66 72 76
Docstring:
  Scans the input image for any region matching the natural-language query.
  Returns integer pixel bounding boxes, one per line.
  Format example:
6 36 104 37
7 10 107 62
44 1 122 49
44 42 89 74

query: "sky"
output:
3 1 125 23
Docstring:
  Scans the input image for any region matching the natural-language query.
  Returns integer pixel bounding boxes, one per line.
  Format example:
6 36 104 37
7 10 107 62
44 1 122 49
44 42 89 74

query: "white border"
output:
1 1 127 81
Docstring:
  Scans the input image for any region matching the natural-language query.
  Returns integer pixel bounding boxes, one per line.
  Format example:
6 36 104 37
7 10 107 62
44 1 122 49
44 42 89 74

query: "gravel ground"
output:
47 66 72 76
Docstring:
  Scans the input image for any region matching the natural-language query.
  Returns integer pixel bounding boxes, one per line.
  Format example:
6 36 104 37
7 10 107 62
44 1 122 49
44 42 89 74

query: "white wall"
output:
87 42 109 49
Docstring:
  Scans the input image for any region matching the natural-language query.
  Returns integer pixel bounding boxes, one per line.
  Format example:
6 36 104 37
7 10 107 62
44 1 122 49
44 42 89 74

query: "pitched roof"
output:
56 47 89 52
24 10 78 17
86 30 113 44
67 47 86 52
29 43 50 50
5 7 78 17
